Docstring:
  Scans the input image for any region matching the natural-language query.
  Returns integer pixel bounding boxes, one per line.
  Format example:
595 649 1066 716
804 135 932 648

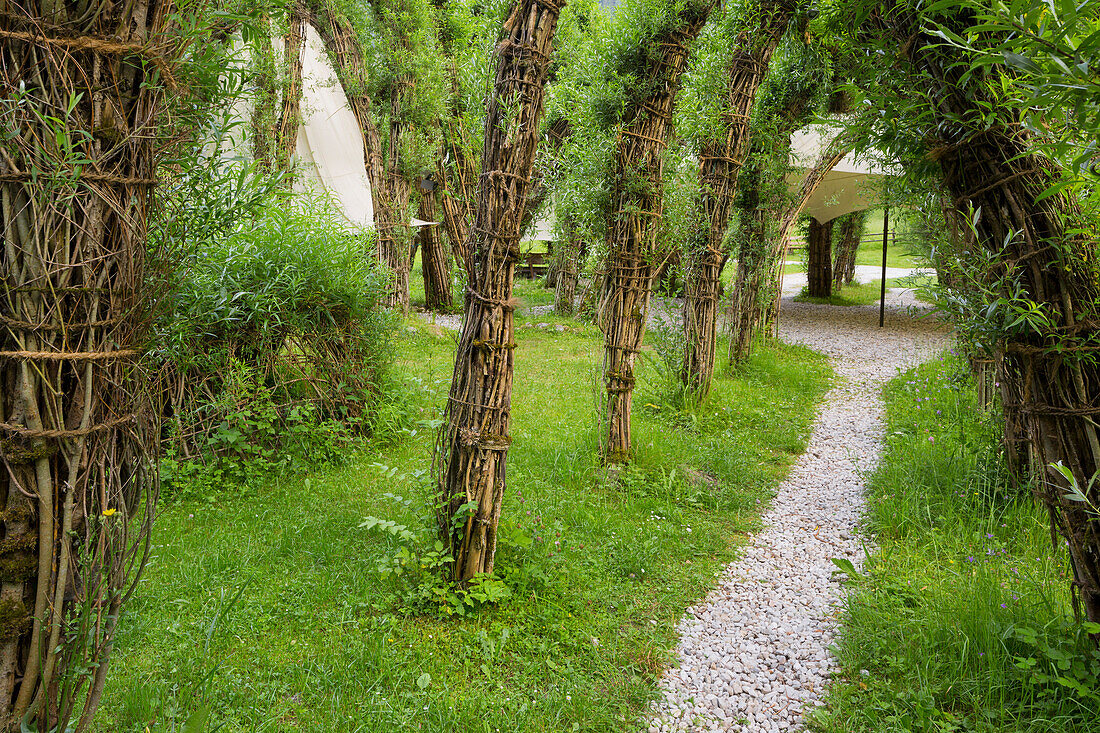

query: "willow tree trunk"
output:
805 216 833 298
0 1 170 727
419 192 453 311
312 7 409 310
437 104 477 273
436 0 564 584
553 218 582 315
764 132 852 330
381 83 415 312
251 14 279 172
728 200 770 365
876 5 1100 621
277 1 307 178
832 210 866 288
945 152 1100 621
727 136 785 367
681 3 792 399
600 5 711 463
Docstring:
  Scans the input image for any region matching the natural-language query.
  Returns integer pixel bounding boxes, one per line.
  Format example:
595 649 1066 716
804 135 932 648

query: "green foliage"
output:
598 0 712 114
161 200 388 349
338 0 446 176
813 354 1100 733
641 321 701 412
547 0 716 262
677 0 762 144
153 136 396 495
925 0 1100 182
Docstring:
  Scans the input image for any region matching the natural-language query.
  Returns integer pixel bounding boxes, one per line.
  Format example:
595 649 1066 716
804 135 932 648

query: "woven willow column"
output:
869 3 1100 621
313 5 412 312
805 216 833 298
600 5 711 463
436 0 565 583
831 210 867 288
0 1 175 727
681 8 790 397
419 191 453 312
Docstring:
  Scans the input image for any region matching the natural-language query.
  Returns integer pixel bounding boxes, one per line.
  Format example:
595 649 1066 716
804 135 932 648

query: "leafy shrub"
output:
152 147 396 494
358 481 558 618
639 320 703 416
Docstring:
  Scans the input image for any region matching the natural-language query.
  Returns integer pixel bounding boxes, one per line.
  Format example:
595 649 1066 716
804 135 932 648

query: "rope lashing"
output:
0 28 177 88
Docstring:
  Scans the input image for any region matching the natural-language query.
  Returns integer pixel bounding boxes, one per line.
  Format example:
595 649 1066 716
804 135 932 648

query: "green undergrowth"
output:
97 305 831 732
811 354 1100 733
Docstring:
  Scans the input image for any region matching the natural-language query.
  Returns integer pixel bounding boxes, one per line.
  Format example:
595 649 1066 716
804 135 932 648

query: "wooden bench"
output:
517 243 553 279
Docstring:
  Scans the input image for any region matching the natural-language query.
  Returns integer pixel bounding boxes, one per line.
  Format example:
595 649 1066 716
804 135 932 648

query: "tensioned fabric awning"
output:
787 123 895 224
291 24 375 228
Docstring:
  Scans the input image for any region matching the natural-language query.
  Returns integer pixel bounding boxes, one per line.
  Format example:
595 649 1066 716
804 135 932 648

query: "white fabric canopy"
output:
291 25 375 227
788 123 894 223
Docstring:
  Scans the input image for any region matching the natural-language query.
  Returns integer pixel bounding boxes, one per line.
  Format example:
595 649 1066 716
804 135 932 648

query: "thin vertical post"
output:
879 205 889 327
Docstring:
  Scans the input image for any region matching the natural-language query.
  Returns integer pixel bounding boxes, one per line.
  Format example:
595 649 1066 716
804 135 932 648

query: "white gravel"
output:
646 293 949 733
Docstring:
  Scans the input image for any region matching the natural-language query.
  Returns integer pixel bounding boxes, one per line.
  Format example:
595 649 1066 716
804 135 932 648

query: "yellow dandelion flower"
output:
102 508 117 517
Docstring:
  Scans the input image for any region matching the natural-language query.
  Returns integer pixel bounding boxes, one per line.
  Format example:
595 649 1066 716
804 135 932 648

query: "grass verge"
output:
97 308 832 732
810 353 1100 733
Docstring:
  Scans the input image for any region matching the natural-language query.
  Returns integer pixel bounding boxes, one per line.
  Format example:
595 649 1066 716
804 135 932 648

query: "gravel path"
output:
647 293 949 733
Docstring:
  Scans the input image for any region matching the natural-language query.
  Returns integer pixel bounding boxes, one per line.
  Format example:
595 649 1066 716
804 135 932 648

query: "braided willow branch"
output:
435 0 565 584
0 0 178 727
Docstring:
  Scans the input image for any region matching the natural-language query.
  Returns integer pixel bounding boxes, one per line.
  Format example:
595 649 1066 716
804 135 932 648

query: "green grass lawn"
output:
792 275 936 307
809 354 1100 733
97 306 832 732
853 208 923 269
794 281 884 306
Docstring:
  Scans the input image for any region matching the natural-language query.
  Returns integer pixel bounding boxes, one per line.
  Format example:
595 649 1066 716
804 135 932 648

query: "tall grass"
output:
811 354 1100 733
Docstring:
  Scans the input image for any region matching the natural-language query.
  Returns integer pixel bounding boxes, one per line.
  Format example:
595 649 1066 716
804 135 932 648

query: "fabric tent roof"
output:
787 123 894 223
289 25 375 228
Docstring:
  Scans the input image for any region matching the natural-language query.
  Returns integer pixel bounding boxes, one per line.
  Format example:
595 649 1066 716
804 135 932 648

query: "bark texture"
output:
727 156 774 366
681 3 793 398
805 216 833 298
381 82 415 312
831 209 867 288
251 14 279 172
419 192 453 311
313 5 411 311
553 218 583 315
726 132 787 365
600 3 711 463
436 0 564 583
437 110 477 272
277 1 307 178
0 0 171 727
763 132 852 330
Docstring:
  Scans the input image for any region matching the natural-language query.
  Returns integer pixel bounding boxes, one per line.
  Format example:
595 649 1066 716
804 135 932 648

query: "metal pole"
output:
879 205 889 328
